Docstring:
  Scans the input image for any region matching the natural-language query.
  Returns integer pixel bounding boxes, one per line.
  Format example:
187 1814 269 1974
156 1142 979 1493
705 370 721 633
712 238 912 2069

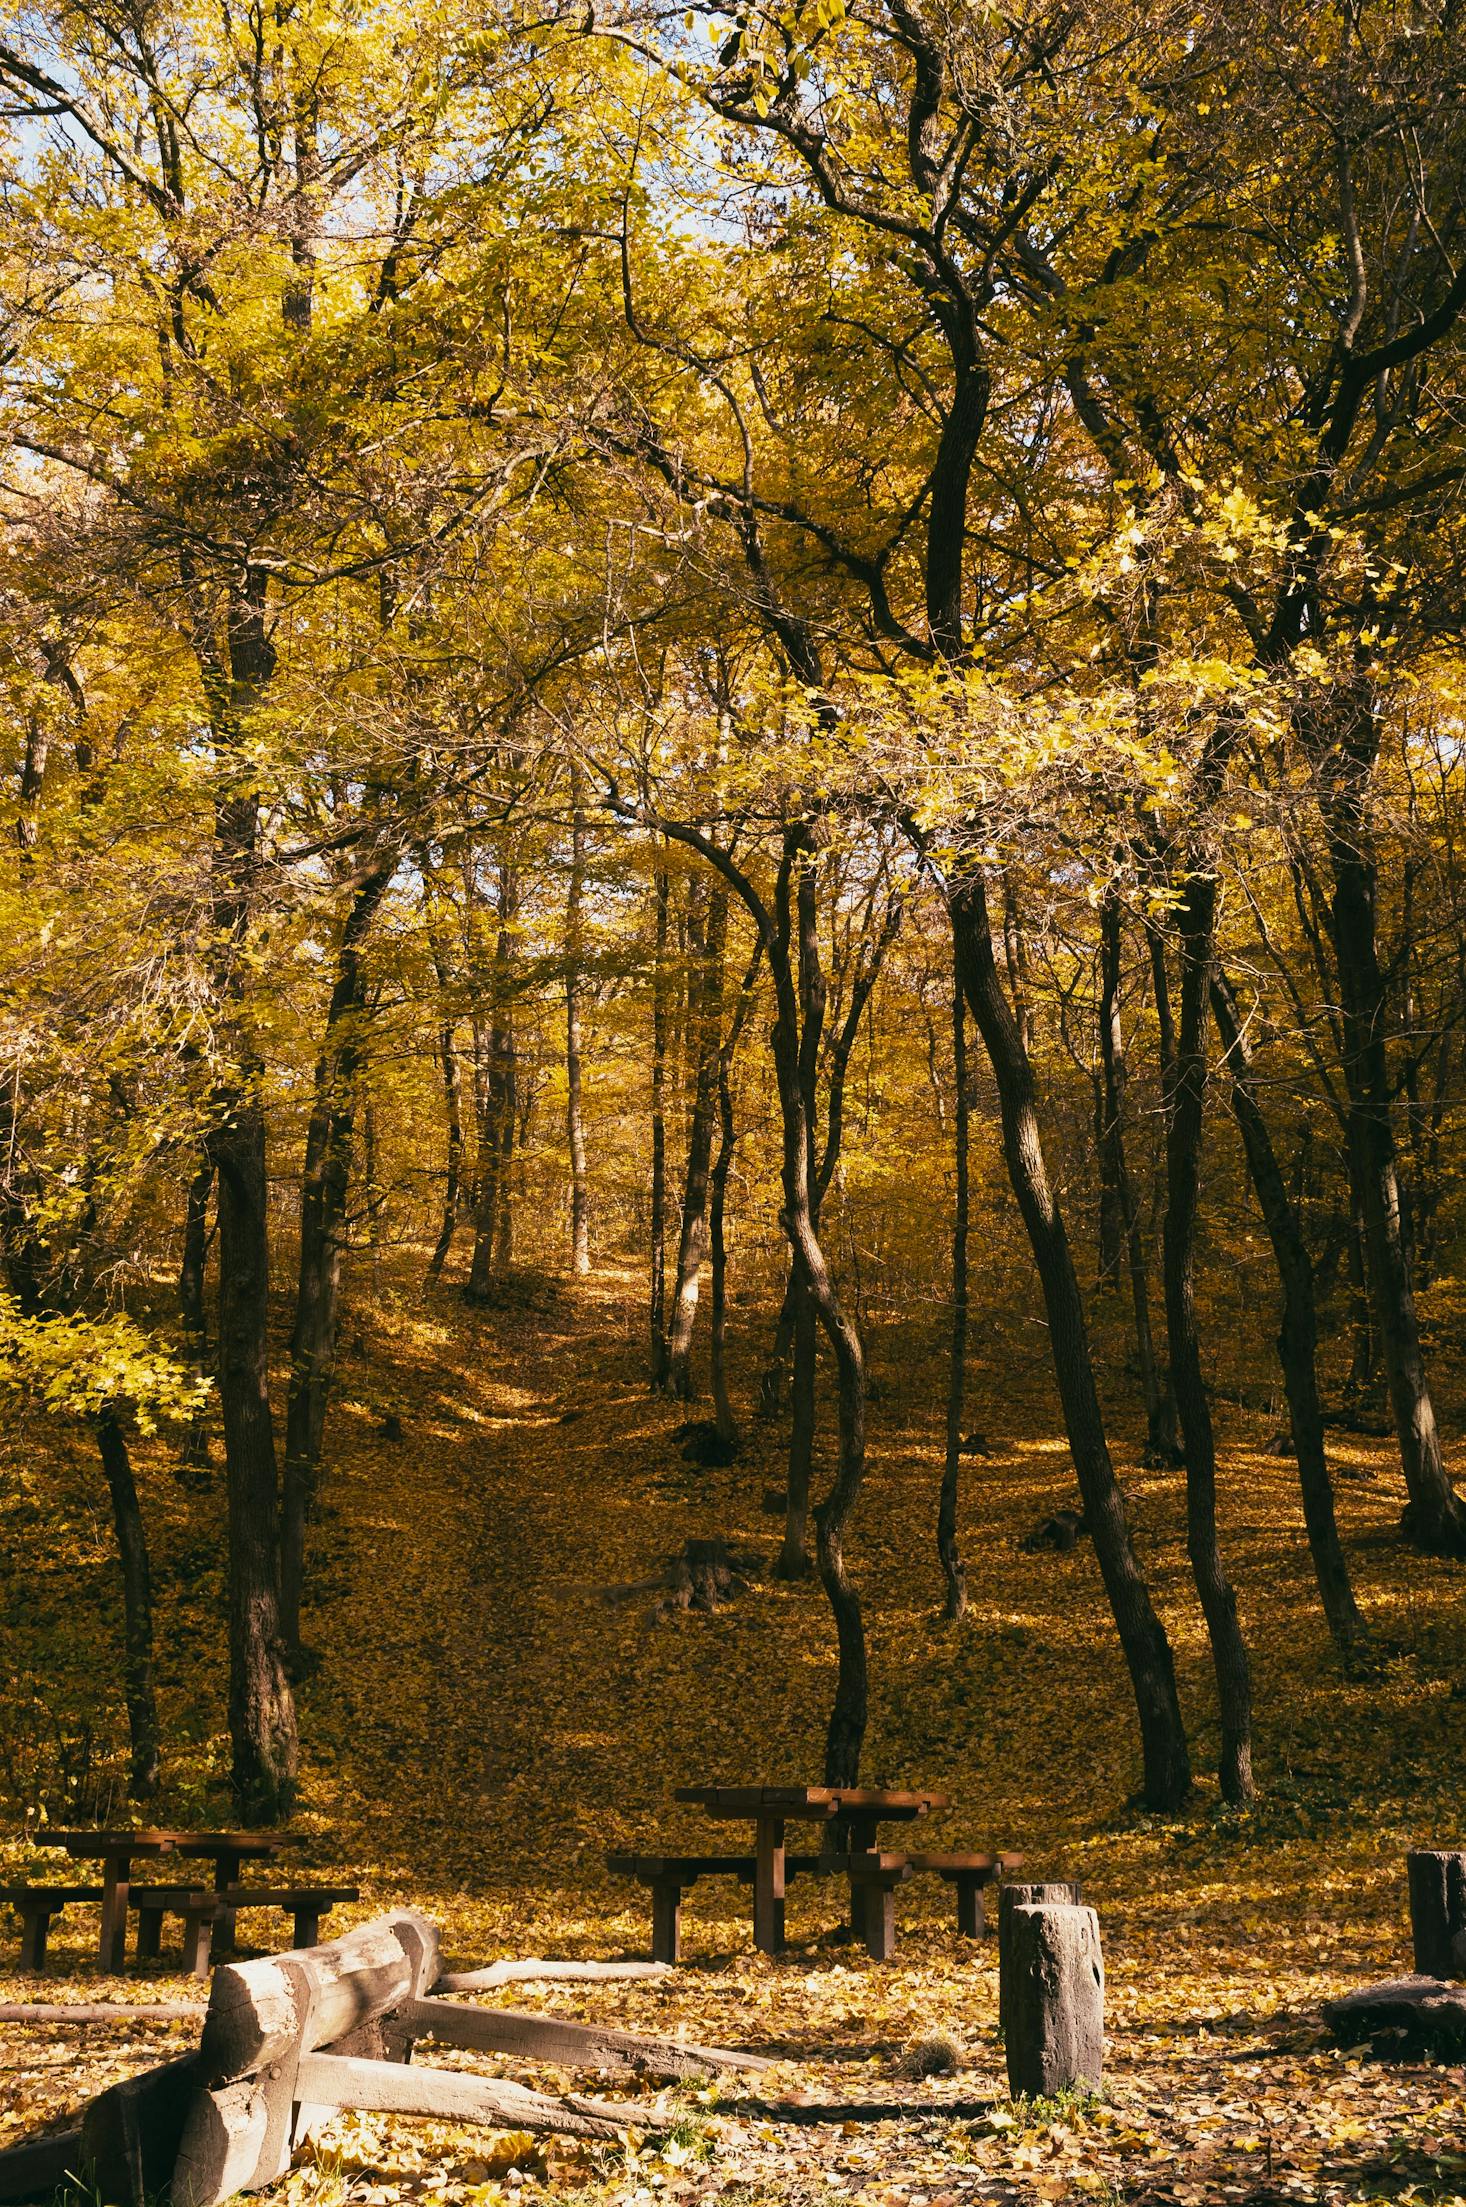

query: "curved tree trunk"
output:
648 863 671 1386
949 863 1190 1811
566 765 592 1276
281 858 394 1663
667 886 727 1396
1312 686 1466 1554
1098 894 1180 1464
937 966 970 1621
95 1409 160 1801
425 1019 463 1285
1211 971 1365 1654
1159 879 1255 1806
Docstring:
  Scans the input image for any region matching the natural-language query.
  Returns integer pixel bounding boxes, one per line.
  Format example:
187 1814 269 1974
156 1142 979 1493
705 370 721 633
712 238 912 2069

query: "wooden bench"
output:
845 1852 915 1961
606 1852 832 1963
129 1883 360 1977
907 1851 1025 1938
0 1885 104 1971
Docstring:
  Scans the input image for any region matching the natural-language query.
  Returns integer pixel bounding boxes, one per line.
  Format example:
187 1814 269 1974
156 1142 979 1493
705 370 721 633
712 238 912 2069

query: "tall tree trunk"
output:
1159 878 1256 1806
199 572 298 1826
566 765 592 1276
1098 896 1180 1465
949 863 1190 1811
95 1409 160 1801
1345 1194 1377 1399
425 1018 463 1285
1315 692 1466 1554
778 1280 818 1579
709 942 761 1451
937 966 970 1622
465 864 518 1303
758 1266 797 1415
281 859 394 1663
667 885 727 1395
1212 972 1365 1655
648 864 671 1386
178 1158 214 1469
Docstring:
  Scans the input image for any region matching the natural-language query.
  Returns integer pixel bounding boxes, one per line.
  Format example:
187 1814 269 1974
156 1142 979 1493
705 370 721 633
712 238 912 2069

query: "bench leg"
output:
19 1906 53 1972
291 1907 324 1949
649 1881 683 1966
135 1905 164 1961
753 1817 786 1956
956 1877 987 1939
183 1908 215 1978
863 1885 897 1963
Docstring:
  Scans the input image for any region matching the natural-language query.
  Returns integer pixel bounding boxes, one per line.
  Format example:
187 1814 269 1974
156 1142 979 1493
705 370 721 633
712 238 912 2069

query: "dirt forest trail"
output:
297 1254 1466 1984
7 1256 1466 2202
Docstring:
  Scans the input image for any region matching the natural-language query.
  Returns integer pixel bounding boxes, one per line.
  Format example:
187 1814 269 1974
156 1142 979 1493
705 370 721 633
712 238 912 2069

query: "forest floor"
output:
3 1254 1466 2205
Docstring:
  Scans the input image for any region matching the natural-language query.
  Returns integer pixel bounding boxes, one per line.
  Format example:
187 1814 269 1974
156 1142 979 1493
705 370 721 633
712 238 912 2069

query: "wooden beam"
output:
435 1958 672 1993
0 2130 84 2204
0 2001 205 2024
80 2053 203 2207
292 2052 631 2138
399 1996 772 2077
198 1910 440 2084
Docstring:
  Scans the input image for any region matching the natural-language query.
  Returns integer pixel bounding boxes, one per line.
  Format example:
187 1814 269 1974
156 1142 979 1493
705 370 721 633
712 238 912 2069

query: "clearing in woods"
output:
2 1258 1465 2205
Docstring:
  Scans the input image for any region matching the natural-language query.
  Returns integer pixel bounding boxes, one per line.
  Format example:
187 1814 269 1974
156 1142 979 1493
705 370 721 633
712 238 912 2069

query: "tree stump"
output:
1002 1901 1103 2100
1407 1850 1466 1979
997 1882 1081 2042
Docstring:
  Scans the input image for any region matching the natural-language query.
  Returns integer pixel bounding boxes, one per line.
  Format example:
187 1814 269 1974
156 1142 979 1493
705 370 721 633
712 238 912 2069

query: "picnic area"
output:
3 6 1466 2198
4 1268 1465 2207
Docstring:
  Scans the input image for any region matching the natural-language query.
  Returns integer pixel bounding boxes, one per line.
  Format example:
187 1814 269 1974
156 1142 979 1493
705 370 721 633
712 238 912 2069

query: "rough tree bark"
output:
1158 861 1255 1806
937 967 970 1621
1310 686 1466 1555
420 860 464 1288
280 857 395 1662
949 863 1190 1811
178 1159 214 1469
197 571 298 1824
95 1409 161 1801
1211 970 1365 1654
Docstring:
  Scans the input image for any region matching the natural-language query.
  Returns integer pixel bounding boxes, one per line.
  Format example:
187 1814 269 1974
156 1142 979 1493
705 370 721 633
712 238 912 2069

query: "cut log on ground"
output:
1323 1976 1466 2054
1407 1850 1466 1979
197 1909 440 2084
0 2002 206 2024
399 1995 771 2077
0 2129 85 2205
292 2052 631 2137
1003 1901 1104 2099
81 2053 204 2207
435 1958 672 1993
997 1882 1081 2043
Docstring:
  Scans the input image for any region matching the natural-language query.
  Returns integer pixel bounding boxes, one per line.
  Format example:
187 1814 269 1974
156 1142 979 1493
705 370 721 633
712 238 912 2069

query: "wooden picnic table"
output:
673 1785 949 1954
35 1829 301 1970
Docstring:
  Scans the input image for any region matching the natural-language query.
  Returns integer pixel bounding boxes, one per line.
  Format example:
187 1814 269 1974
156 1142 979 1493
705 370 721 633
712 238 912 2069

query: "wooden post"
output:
1002 1902 1103 2100
18 1904 53 1973
650 1880 682 1965
998 1882 1081 2042
99 1849 132 1972
753 1816 786 1955
863 1884 897 1963
1408 1850 1466 1979
136 1904 164 1962
956 1875 985 1940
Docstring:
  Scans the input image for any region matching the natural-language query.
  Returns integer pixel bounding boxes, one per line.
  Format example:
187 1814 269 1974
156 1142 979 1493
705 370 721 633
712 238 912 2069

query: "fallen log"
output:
0 2129 84 2204
400 1994 771 2077
293 2051 631 2138
1323 1976 1466 2054
435 1958 672 1993
198 1909 440 2084
0 2002 205 2025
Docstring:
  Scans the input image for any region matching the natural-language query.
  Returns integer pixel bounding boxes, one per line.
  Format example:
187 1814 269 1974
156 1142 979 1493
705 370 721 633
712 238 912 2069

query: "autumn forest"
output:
2 0 1466 2198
